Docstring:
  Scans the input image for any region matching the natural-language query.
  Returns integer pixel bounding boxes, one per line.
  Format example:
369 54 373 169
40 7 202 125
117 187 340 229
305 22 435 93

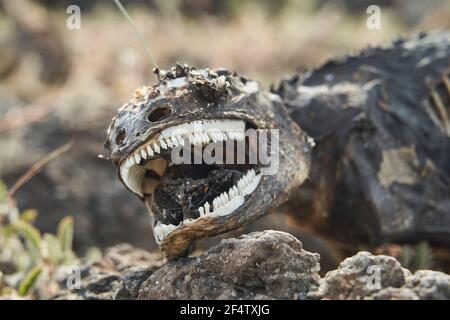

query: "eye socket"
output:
115 129 126 146
147 106 172 122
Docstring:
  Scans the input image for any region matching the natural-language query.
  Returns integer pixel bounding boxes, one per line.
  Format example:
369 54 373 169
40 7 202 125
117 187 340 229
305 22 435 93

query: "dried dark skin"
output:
276 31 450 246
105 31 450 260
104 64 311 259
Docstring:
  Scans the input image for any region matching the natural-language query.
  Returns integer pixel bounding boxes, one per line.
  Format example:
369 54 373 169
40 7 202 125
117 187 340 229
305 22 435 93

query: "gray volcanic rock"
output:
308 251 410 300
308 251 450 300
138 230 321 299
51 233 450 300
53 244 163 300
403 270 450 300
368 270 450 300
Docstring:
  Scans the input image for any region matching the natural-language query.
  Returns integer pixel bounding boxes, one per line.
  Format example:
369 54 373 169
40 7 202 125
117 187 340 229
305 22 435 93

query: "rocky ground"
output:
52 231 450 300
1 1 450 300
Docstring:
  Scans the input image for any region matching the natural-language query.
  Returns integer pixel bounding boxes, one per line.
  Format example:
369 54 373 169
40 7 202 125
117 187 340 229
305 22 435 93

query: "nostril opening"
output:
115 129 126 146
147 106 172 122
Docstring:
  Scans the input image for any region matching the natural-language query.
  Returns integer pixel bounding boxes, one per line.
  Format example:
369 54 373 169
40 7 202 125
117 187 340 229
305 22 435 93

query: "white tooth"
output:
147 145 154 156
228 130 245 141
210 132 218 143
152 142 160 154
153 223 177 243
166 138 173 148
205 132 213 141
127 157 134 166
218 196 244 216
213 198 218 210
244 174 262 196
216 196 221 207
202 133 209 143
199 207 204 216
161 120 245 144
198 133 204 144
233 186 239 195
238 180 245 193
177 136 184 146
159 138 167 149
229 189 234 199
223 193 229 203
187 133 195 144
215 132 223 141
134 153 141 164
194 134 202 145
204 202 210 214
140 149 147 159
171 136 179 146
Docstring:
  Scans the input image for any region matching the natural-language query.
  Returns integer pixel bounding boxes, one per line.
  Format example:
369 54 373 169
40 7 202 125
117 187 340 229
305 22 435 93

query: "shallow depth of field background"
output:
1 0 449 255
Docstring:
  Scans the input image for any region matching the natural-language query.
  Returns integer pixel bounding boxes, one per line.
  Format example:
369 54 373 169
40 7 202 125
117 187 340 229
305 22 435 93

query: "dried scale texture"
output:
277 31 450 245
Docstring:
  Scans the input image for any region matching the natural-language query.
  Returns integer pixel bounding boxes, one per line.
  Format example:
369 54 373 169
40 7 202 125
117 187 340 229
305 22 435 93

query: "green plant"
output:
0 181 78 298
398 242 434 272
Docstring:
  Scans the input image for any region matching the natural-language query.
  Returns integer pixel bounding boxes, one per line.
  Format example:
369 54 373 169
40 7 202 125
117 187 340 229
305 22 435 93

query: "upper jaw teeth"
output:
153 169 261 243
119 119 246 196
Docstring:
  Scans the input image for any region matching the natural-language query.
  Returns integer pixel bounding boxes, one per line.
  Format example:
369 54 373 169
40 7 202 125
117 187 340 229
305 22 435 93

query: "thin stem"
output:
113 0 159 71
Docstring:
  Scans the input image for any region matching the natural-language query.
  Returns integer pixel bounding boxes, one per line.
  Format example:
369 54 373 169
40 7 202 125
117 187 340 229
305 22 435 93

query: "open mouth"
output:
119 119 263 243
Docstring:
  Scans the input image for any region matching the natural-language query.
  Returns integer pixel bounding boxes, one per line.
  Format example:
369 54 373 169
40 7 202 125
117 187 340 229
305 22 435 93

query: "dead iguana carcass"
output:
104 31 450 259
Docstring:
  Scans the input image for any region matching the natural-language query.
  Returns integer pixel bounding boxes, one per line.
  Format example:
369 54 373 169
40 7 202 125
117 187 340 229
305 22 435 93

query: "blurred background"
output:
0 0 449 260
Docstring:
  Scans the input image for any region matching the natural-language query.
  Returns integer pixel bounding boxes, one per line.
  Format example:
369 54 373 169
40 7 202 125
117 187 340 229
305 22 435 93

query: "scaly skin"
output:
105 31 450 259
277 31 450 245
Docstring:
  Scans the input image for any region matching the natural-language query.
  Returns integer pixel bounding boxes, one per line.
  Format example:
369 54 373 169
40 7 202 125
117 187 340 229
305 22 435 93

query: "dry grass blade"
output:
7 141 75 199
112 0 158 73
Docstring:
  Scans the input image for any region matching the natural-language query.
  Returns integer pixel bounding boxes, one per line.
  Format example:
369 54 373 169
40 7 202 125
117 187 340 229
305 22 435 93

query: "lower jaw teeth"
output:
153 170 261 243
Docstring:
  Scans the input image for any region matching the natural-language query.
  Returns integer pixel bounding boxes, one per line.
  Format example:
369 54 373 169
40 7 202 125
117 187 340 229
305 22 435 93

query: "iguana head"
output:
104 64 311 259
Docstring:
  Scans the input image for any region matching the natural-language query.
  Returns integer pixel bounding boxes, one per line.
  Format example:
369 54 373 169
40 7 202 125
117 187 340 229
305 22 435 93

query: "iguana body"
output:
277 31 450 245
104 31 450 259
